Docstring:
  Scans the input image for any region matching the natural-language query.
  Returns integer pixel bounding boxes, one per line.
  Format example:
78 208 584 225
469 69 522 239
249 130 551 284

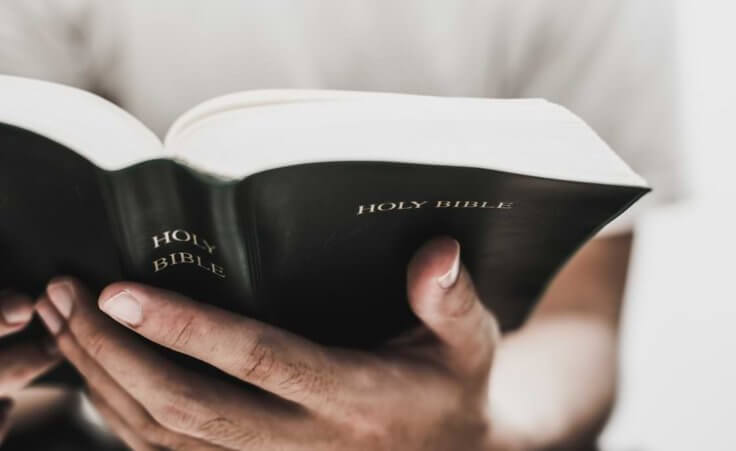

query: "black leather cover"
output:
0 123 648 375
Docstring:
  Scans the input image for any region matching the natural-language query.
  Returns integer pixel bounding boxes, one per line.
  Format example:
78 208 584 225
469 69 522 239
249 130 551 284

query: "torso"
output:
94 0 511 136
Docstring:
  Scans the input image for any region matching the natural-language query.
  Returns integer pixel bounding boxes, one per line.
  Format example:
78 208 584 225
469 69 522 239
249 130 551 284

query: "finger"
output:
88 391 158 451
36 294 163 435
0 398 12 444
0 337 61 395
37 295 238 451
89 391 227 451
0 292 34 337
95 280 341 409
40 279 306 450
88 390 171 451
406 237 500 374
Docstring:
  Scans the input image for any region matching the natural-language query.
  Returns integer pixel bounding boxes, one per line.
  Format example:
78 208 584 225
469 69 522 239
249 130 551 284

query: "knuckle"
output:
164 313 198 349
347 362 384 395
442 287 478 319
153 387 205 433
240 332 338 405
240 331 278 383
439 271 481 319
135 417 168 444
344 409 391 448
275 361 309 393
83 329 109 360
197 416 263 448
154 388 262 449
278 359 335 405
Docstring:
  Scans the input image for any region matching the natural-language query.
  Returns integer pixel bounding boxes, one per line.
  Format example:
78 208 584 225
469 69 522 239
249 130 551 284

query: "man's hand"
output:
36 237 505 450
0 291 61 443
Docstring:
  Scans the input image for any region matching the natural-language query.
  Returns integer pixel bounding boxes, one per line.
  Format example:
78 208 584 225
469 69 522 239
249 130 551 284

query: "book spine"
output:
99 160 257 317
236 177 268 320
207 178 260 317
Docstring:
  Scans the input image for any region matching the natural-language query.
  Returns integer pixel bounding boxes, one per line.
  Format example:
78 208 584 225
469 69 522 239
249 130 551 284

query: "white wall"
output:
601 2 736 450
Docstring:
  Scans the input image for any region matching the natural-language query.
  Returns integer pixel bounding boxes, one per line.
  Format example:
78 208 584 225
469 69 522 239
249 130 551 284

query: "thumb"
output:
407 237 500 373
0 398 13 444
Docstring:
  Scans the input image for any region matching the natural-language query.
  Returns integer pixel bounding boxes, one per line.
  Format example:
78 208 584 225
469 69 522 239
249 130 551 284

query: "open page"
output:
165 91 648 187
0 75 163 167
0 76 647 189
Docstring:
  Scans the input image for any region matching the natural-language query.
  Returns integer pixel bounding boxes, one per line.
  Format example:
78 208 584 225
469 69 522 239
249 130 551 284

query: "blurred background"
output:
1 1 734 450
601 1 736 450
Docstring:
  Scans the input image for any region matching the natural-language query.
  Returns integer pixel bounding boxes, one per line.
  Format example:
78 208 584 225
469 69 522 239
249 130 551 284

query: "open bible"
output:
0 75 648 346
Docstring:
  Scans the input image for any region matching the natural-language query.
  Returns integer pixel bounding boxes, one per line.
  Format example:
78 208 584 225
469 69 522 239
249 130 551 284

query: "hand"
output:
36 237 504 450
0 290 61 443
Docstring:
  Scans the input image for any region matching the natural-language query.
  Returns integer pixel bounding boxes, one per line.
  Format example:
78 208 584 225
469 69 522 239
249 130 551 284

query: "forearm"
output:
487 315 618 450
487 234 632 450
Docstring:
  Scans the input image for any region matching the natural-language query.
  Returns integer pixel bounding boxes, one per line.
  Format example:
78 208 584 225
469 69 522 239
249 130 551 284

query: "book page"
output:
165 91 647 187
0 75 163 168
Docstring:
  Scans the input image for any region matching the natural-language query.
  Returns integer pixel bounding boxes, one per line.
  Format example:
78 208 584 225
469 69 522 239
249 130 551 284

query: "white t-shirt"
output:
0 0 685 234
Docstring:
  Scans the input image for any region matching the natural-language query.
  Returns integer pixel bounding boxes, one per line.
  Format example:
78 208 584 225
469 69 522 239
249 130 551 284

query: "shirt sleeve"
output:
500 0 688 235
0 0 116 93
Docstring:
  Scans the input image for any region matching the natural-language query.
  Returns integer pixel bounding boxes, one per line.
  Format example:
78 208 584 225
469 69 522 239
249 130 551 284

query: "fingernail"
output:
36 300 64 335
0 294 33 325
46 281 74 319
100 291 142 327
437 240 461 289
